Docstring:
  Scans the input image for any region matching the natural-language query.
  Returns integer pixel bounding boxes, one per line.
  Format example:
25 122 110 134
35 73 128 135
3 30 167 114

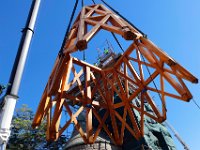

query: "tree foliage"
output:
7 104 68 150
0 84 6 96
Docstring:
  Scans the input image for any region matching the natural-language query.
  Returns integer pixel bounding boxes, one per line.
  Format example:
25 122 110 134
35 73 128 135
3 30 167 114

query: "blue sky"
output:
1 0 200 149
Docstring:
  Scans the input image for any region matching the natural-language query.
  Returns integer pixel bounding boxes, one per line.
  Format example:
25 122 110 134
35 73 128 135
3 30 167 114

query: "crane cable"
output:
84 0 200 113
137 44 200 112
100 0 146 37
97 1 163 103
82 0 84 7
59 0 79 56
111 32 124 52
136 44 166 109
97 0 162 103
99 1 200 113
192 98 200 111
100 0 200 113
91 0 96 4
98 0 159 104
91 0 124 53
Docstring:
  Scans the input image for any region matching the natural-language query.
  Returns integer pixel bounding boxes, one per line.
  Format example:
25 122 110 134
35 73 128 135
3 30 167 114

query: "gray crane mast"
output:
0 1 41 149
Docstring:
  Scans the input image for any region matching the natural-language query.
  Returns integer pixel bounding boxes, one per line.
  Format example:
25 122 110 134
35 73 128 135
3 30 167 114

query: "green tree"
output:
0 84 6 96
7 104 68 150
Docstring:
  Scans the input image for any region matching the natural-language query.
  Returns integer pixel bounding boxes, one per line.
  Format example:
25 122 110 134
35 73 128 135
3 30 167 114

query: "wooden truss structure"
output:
32 4 198 145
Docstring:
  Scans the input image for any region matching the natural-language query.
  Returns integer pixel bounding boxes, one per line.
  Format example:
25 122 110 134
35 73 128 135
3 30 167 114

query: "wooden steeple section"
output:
32 4 198 145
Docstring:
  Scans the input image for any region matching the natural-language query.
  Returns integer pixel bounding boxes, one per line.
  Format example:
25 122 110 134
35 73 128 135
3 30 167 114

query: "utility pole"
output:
0 0 41 149
165 121 190 150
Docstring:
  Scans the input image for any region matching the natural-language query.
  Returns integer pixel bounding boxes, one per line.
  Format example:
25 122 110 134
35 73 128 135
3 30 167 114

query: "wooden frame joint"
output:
76 40 87 51
122 26 137 40
167 59 176 66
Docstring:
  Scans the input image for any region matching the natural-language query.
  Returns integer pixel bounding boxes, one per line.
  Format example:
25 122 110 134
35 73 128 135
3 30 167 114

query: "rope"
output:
91 0 96 4
100 0 146 37
111 32 124 52
59 0 79 55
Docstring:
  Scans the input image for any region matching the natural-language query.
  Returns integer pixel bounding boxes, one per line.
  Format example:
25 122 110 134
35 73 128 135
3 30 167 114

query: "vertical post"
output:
0 0 41 149
85 66 93 143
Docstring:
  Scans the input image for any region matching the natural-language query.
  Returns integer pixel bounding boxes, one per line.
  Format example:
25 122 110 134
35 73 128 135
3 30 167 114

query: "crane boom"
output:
0 1 41 149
